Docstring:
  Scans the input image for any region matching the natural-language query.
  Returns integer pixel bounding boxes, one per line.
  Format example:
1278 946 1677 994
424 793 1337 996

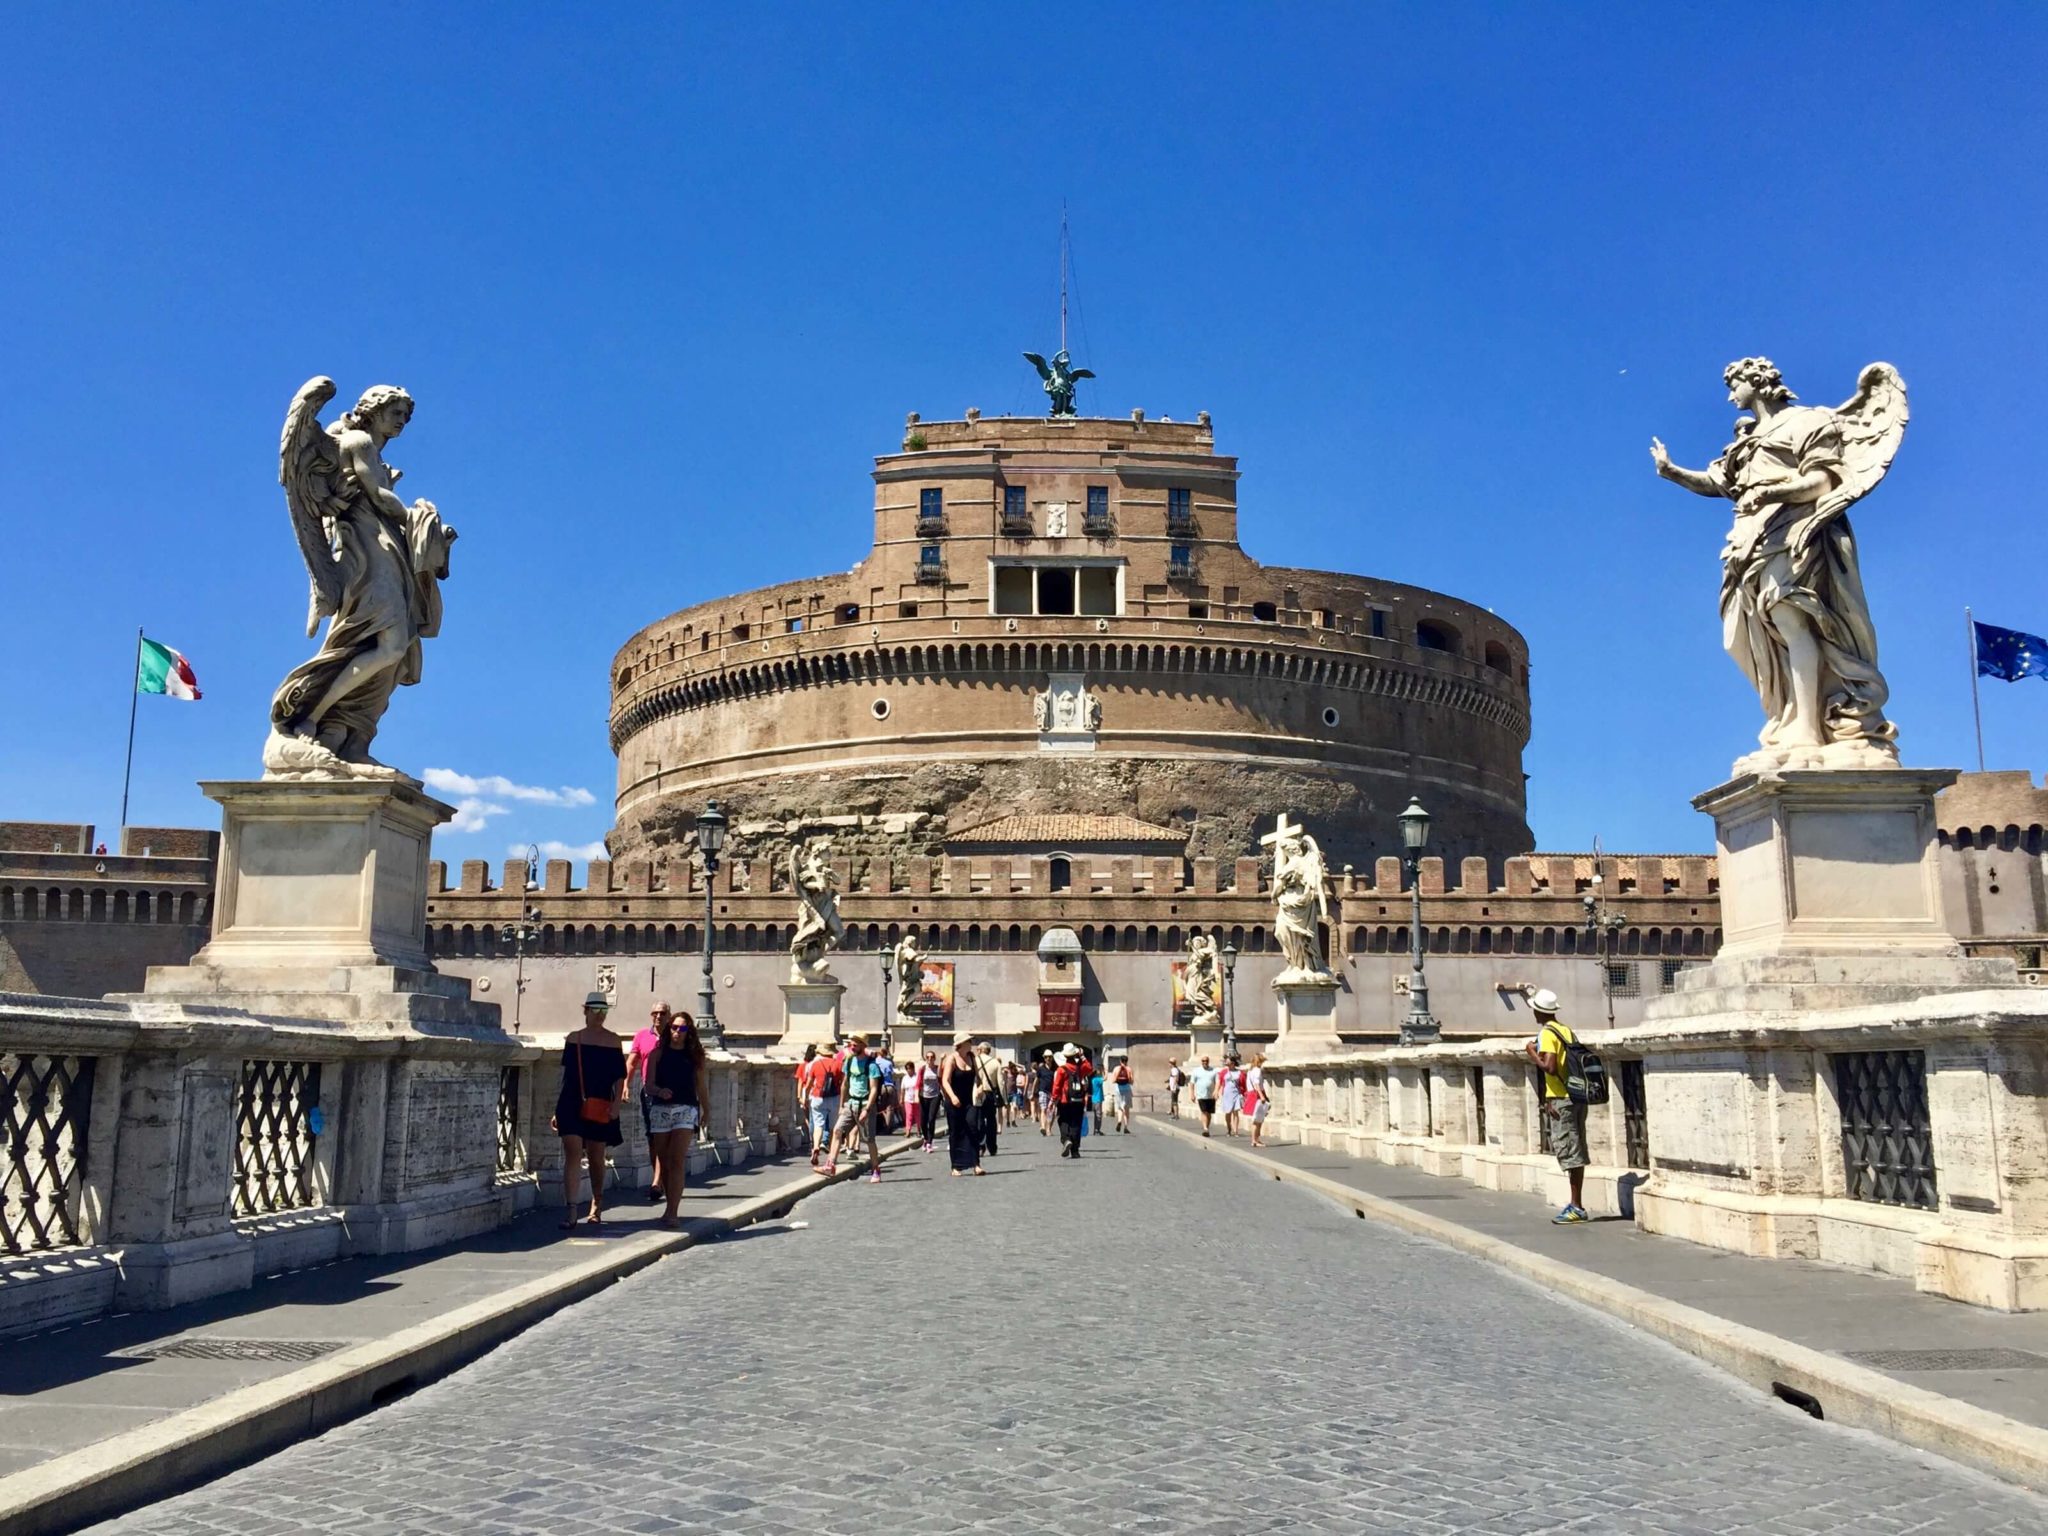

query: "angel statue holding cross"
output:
1265 813 1333 982
1022 348 1094 418
264 377 458 780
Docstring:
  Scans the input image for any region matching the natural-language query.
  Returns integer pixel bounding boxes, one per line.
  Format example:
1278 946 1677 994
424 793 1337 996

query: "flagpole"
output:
1967 606 1986 774
120 626 141 832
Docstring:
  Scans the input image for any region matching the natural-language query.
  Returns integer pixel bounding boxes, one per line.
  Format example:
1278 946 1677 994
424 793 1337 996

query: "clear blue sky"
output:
6 6 2046 860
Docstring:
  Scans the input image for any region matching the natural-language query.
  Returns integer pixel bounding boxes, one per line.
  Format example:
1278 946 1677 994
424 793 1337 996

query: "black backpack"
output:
1062 1067 1093 1105
1553 1023 1610 1107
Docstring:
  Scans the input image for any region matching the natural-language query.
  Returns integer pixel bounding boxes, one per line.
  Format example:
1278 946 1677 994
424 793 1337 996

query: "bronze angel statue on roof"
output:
1650 359 1908 773
1023 348 1094 417
263 377 458 779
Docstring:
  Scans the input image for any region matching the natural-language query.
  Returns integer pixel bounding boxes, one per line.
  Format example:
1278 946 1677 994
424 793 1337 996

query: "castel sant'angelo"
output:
608 405 1532 872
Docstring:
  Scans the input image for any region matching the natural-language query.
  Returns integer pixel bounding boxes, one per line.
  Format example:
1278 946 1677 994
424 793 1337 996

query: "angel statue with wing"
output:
789 841 847 984
1651 358 1908 773
1270 816 1333 982
265 378 458 779
1022 348 1094 418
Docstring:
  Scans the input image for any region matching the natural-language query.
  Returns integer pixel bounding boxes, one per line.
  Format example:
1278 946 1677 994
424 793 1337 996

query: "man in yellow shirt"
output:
1520 988 1590 1224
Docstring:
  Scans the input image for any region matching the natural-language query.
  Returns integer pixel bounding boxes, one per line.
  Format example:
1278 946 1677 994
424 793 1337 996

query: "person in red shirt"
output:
801 1043 843 1168
1049 1045 1095 1160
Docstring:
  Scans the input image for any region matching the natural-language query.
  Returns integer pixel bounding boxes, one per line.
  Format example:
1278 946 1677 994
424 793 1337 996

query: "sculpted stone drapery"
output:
893 933 925 1026
789 842 846 983
1266 813 1333 982
1182 933 1221 1033
1651 359 1908 773
266 378 457 779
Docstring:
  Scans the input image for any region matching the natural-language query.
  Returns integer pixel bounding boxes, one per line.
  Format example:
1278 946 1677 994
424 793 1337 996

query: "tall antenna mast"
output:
1059 201 1069 354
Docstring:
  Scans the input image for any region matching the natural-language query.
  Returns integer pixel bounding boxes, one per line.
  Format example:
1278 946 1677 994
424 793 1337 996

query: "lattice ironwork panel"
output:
497 1065 522 1173
1619 1059 1650 1170
233 1059 322 1216
1833 1049 1936 1211
2 1052 96 1254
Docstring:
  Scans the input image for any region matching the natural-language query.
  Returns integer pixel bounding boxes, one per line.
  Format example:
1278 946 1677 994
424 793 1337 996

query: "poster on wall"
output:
909 959 955 1028
1170 961 1195 1028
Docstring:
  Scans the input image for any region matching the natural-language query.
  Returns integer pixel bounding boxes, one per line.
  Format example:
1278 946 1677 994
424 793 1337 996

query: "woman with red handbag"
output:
552 990 627 1230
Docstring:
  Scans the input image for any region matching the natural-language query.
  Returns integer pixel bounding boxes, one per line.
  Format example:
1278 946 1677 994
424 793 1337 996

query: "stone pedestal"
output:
1705 767 1957 961
1268 975 1343 1062
776 979 846 1051
136 778 504 1033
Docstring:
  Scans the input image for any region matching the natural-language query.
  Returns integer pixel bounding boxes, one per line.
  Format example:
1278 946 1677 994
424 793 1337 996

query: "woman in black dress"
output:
644 1010 708 1229
941 1037 984 1177
553 991 627 1229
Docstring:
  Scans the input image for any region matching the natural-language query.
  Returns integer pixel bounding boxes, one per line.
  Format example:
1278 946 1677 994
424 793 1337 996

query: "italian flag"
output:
137 637 202 700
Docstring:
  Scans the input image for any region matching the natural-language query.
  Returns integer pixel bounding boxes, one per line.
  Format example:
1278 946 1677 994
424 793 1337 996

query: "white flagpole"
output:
1967 607 1986 773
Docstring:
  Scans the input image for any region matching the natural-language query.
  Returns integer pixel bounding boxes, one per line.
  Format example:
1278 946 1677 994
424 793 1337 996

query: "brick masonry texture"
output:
90 1130 2048 1534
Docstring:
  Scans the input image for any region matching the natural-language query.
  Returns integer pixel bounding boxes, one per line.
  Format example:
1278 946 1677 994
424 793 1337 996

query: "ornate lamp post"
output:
1583 880 1629 1029
694 802 728 1048
496 845 540 1034
1219 941 1239 1058
879 947 893 1055
1399 798 1439 1045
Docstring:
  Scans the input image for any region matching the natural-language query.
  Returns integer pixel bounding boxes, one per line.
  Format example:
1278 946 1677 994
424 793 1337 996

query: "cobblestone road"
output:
96 1125 2048 1534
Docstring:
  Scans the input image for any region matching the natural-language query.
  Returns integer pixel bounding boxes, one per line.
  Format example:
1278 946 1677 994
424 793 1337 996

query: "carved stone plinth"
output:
1268 976 1342 1062
776 980 847 1052
134 778 502 1033
1656 768 2019 1020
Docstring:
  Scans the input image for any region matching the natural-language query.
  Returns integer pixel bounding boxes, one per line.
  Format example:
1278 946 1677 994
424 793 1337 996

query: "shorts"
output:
1036 1092 1051 1112
1115 1084 1132 1106
1543 1098 1589 1171
647 1102 700 1134
835 1098 873 1138
809 1095 838 1146
1197 1097 1217 1116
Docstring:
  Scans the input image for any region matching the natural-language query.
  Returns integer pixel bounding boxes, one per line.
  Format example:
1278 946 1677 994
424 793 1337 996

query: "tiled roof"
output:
945 813 1189 847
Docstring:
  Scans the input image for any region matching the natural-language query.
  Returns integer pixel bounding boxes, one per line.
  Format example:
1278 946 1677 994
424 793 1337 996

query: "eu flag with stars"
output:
1976 620 2048 682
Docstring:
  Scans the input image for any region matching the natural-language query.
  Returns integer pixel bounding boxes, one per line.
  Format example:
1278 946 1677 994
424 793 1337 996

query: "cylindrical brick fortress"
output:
607 414 1532 869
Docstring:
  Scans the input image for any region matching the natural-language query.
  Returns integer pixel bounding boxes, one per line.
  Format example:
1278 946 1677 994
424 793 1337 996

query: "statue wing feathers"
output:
279 376 346 637
1070 368 1095 381
1022 352 1051 380
1828 362 1909 511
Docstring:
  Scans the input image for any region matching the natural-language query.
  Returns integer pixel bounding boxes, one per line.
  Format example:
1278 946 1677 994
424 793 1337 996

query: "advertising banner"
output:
1170 961 1196 1028
1039 994 1081 1032
909 959 955 1028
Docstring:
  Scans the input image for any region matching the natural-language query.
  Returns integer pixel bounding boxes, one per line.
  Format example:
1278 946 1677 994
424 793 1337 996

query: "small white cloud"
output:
447 798 508 832
424 767 595 808
521 838 610 862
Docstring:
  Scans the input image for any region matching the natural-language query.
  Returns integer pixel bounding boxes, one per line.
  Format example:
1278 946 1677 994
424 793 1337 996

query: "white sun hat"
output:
1527 988 1560 1014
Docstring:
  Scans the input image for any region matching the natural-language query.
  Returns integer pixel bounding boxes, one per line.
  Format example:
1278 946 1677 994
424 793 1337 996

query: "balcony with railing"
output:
916 555 948 584
1000 511 1033 538
916 514 947 538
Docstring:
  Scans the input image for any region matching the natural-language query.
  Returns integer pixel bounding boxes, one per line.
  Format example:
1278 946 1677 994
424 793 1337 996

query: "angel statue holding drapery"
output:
789 842 846 983
1268 814 1333 982
1650 358 1908 773
1182 933 1221 1033
1023 349 1094 418
893 932 925 1026
265 377 457 779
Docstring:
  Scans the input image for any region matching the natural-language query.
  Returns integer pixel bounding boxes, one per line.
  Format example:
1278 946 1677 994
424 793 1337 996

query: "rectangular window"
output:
1085 485 1110 532
785 617 804 634
1167 488 1193 532
1168 543 1194 578
1370 608 1388 639
1187 601 1208 619
920 543 943 565
1037 567 1076 615
1004 485 1026 517
918 487 945 535
1077 567 1117 615
994 566 1034 615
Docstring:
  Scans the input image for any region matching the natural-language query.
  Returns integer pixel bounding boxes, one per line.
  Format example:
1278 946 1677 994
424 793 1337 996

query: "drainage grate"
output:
1843 1348 2048 1372
128 1337 348 1363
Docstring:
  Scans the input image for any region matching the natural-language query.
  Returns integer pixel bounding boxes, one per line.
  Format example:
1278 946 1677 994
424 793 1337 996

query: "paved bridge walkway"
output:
92 1125 2048 1534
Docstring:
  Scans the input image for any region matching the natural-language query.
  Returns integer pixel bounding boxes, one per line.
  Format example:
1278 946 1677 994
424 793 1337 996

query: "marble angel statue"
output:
1650 358 1908 772
893 932 925 1025
1270 816 1333 980
1182 933 1221 1032
789 842 846 983
265 378 457 778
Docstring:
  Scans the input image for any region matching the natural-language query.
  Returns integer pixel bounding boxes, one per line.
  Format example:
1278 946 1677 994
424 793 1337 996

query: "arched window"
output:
1416 620 1457 653
1484 640 1511 673
1048 856 1072 893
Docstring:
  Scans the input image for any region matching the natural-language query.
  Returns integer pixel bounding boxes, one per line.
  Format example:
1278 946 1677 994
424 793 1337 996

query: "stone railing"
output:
1 997 821 1339
1256 982 2048 1310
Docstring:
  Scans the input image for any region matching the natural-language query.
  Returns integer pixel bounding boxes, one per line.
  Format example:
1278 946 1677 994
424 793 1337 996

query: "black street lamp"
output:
1583 879 1629 1029
497 844 540 1033
1399 798 1440 1045
695 802 729 1048
879 947 893 1055
1219 941 1239 1058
